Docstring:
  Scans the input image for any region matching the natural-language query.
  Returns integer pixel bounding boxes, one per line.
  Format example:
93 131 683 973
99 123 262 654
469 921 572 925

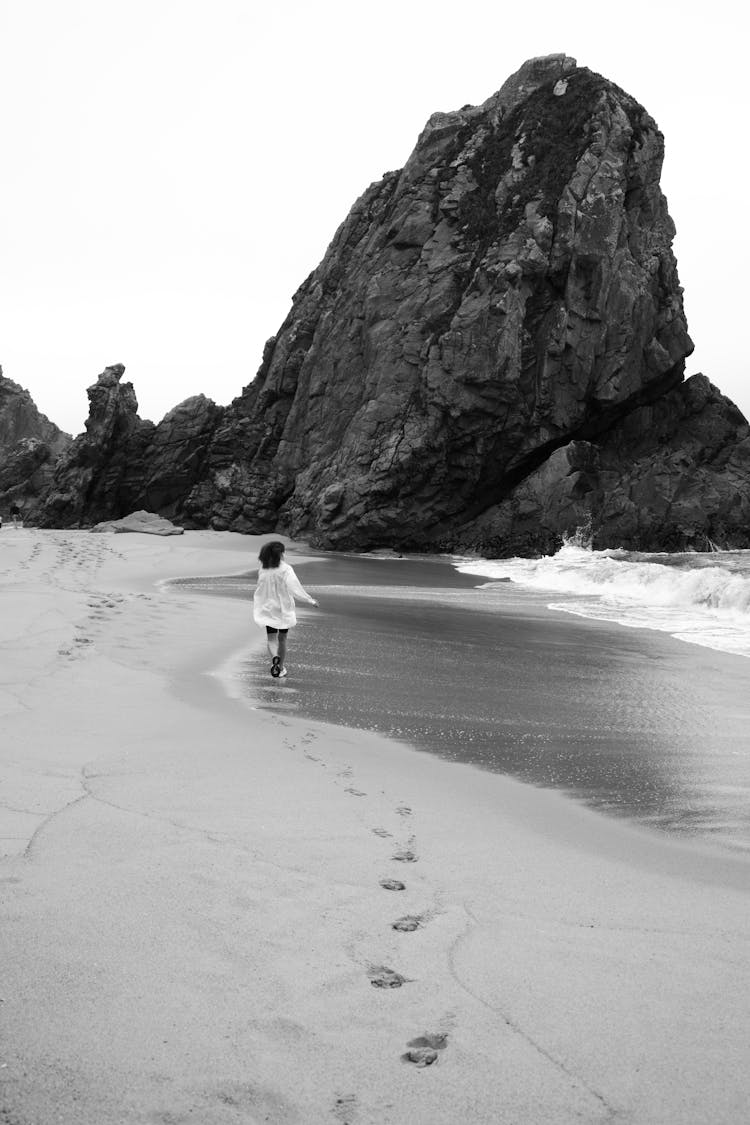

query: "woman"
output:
253 540 318 678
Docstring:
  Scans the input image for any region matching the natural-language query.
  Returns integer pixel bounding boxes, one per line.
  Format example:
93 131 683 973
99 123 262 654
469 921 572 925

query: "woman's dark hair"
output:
259 540 285 569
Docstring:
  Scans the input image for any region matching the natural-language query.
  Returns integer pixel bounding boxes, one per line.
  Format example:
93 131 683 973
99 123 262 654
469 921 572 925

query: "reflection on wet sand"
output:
183 553 750 852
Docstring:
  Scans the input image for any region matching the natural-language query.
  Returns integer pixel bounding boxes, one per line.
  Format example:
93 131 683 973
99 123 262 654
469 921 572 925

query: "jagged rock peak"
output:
0 366 71 454
37 364 153 528
162 394 217 420
0 367 72 518
84 363 138 428
399 54 580 196
419 54 577 138
37 365 224 528
183 56 694 548
484 53 578 106
96 362 126 384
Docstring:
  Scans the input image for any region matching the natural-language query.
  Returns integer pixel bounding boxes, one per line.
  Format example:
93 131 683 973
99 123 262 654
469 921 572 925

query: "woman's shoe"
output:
278 667 288 678
271 656 281 677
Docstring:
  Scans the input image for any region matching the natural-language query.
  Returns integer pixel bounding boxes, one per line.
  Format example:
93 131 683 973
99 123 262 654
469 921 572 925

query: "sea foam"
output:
454 546 750 658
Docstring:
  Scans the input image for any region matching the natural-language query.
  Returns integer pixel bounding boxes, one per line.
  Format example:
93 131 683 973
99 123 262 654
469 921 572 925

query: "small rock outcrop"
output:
90 510 184 535
0 369 71 518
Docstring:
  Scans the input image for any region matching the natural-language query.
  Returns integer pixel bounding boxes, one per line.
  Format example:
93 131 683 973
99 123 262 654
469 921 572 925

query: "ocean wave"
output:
454 545 750 658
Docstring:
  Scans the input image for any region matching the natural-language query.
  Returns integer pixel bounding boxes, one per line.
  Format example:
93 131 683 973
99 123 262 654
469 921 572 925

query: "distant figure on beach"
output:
253 540 318 678
10 501 22 528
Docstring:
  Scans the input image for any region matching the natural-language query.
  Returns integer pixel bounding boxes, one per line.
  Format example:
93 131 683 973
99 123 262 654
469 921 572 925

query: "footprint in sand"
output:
401 1032 449 1067
392 915 422 932
392 849 417 863
345 787 366 797
368 965 409 989
396 805 412 817
372 828 392 838
379 878 405 892
332 1093 358 1123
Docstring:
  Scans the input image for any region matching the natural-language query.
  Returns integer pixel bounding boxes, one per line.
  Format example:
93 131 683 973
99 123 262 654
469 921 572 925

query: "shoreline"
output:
194 553 750 856
190 560 750 890
217 641 750 892
1 530 749 1124
454 548 750 661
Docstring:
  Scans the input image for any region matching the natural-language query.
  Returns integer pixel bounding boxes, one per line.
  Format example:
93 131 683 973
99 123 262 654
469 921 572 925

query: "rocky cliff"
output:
39 365 221 526
32 55 750 551
0 369 71 516
456 373 750 554
178 52 702 546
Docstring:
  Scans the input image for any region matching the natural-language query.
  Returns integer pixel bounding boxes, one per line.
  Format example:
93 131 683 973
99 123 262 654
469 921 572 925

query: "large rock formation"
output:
0 369 71 517
39 365 155 526
178 53 703 546
31 56 750 551
39 366 221 526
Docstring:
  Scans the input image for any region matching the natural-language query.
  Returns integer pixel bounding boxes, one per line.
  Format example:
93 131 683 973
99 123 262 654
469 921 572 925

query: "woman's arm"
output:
286 565 319 606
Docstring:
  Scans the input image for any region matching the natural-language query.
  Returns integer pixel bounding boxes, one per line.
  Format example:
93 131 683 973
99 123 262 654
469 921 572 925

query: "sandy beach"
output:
1 530 748 1124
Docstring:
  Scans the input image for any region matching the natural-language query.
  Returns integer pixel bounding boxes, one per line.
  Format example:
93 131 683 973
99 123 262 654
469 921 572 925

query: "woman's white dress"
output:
253 561 315 629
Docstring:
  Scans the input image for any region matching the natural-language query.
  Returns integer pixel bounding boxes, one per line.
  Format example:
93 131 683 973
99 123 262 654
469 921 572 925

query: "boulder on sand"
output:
90 510 184 536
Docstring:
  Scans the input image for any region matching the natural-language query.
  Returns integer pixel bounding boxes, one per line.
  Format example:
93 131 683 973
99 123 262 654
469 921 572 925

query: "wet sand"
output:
211 554 750 853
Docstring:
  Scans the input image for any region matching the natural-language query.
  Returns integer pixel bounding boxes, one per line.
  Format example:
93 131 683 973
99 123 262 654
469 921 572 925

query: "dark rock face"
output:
139 395 223 518
0 438 60 515
38 367 222 527
0 369 70 456
179 54 701 547
455 375 750 554
0 369 71 517
25 56 750 551
39 365 155 526
594 376 750 551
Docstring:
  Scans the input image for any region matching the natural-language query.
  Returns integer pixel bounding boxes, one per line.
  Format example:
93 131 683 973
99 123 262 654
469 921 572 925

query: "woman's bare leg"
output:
266 631 281 677
277 632 288 669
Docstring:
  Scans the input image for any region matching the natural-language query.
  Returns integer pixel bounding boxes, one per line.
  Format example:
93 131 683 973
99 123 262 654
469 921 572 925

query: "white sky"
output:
1 0 747 436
